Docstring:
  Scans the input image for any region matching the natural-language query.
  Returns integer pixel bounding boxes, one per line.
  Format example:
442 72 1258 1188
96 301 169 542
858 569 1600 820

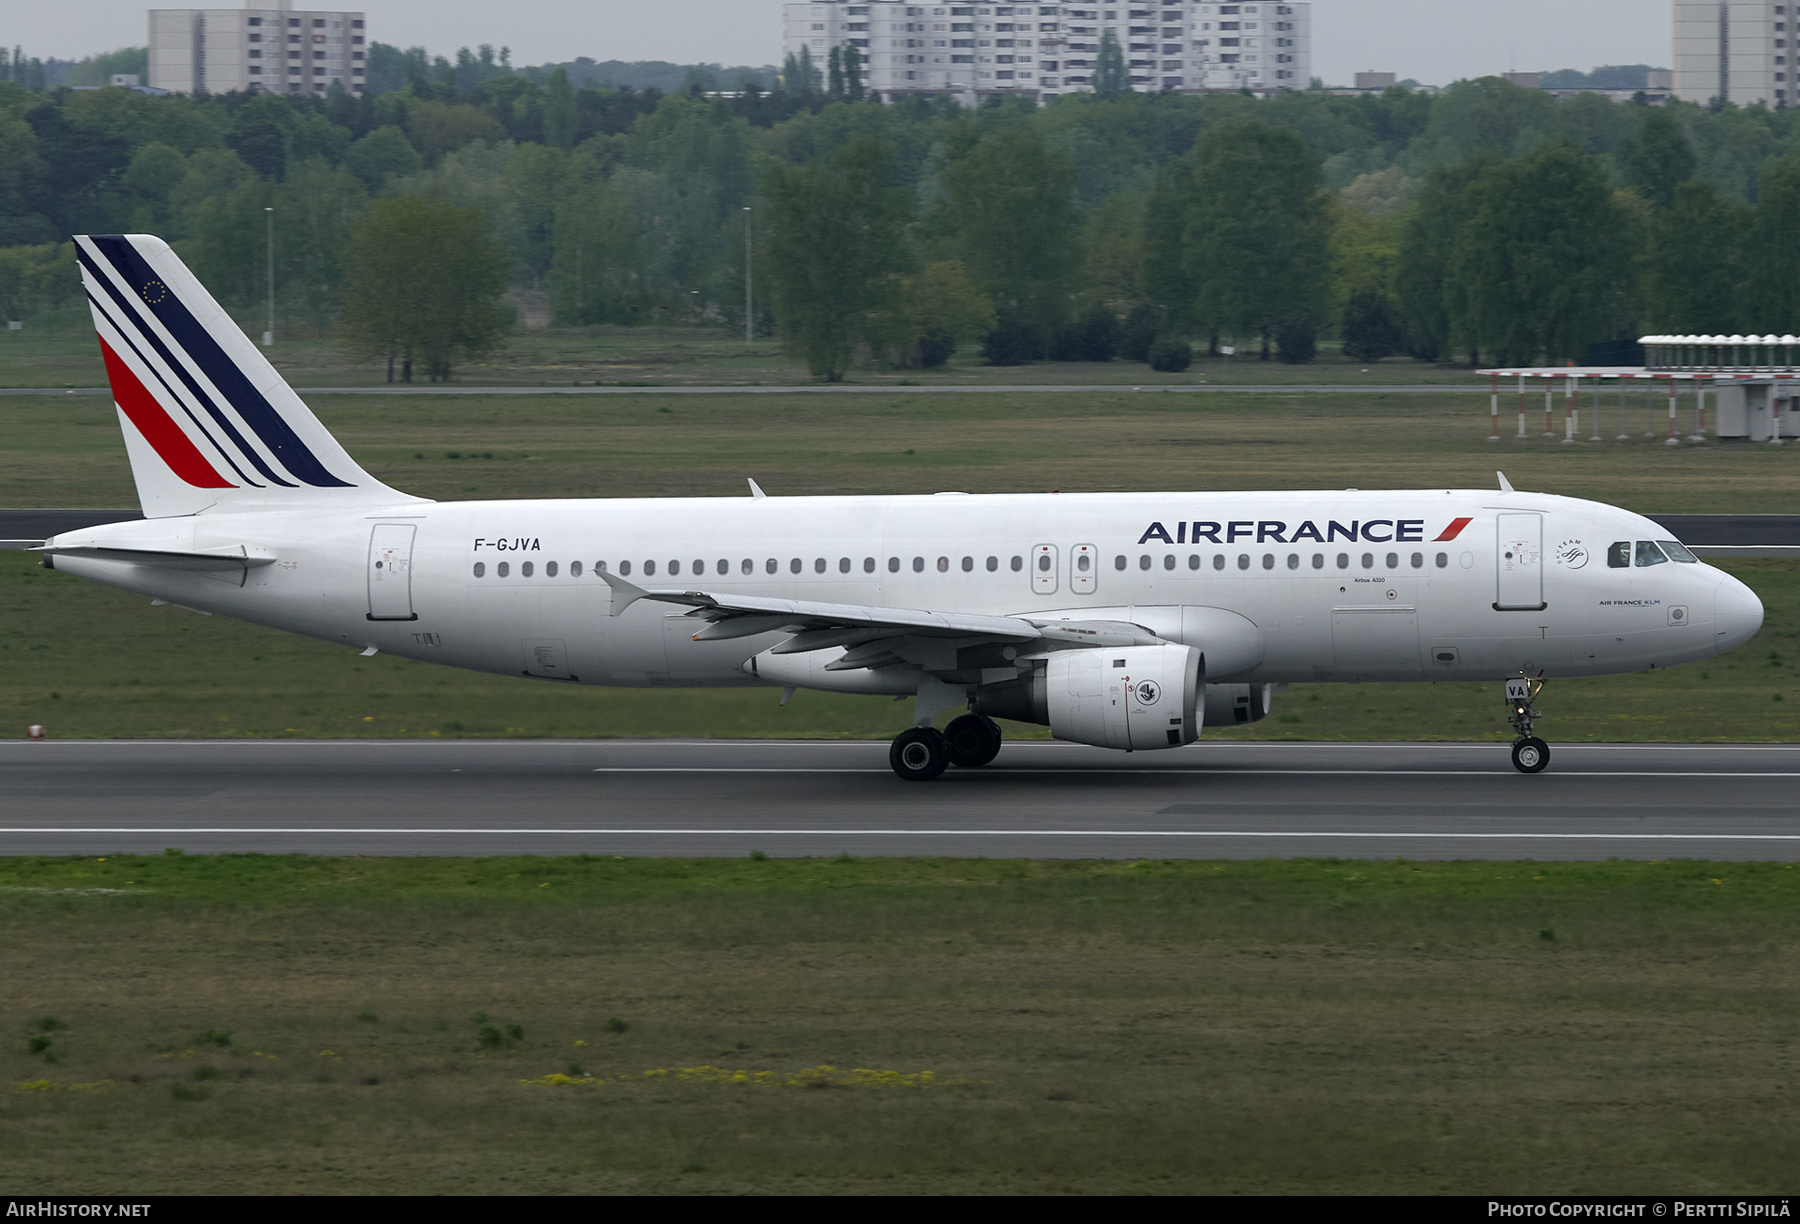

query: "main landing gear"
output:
1505 677 1550 774
889 714 1003 781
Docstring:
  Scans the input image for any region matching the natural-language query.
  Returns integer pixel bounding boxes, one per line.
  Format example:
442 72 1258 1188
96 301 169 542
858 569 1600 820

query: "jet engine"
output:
972 643 1203 750
1203 682 1274 726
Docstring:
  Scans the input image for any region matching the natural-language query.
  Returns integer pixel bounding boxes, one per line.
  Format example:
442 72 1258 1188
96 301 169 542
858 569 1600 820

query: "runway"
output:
3 739 1798 860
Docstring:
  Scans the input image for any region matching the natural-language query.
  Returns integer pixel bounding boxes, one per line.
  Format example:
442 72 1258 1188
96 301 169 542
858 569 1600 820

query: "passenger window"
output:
1262 554 1274 570
1607 542 1630 568
1011 556 1023 572
1434 552 1446 568
619 560 630 576
1237 554 1249 570
915 557 926 573
522 561 534 577
866 557 877 573
814 558 826 574
546 561 558 577
962 556 974 572
1361 553 1373 569
1160 554 1173 571
693 559 704 575
595 561 607 573
790 558 802 574
742 558 754 575
1385 553 1397 569
571 561 583 576
1410 552 1422 568
840 557 851 573
1635 540 1669 567
766 558 778 574
1312 553 1324 569
1139 554 1151 570
643 560 655 576
1189 554 1201 570
1037 554 1050 572
1213 555 1225 571
498 561 510 577
668 560 680 576
1286 554 1299 570
1658 540 1698 563
889 557 901 573
1337 553 1349 569
1076 553 1091 572
717 559 728 575
937 556 949 573
985 556 998 572
1115 554 1127 571
473 562 485 578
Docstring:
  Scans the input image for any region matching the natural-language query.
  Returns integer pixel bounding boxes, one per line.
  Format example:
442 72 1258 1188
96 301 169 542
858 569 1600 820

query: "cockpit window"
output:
1657 540 1698 563
1634 540 1669 567
1607 542 1630 569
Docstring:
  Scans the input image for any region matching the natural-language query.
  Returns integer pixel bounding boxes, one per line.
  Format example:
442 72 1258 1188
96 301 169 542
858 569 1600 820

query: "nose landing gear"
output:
1505 677 1550 774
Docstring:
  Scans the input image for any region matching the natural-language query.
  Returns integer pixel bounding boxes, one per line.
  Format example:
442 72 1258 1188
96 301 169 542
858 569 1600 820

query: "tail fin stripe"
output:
87 289 267 489
97 336 236 489
78 244 298 489
85 237 353 489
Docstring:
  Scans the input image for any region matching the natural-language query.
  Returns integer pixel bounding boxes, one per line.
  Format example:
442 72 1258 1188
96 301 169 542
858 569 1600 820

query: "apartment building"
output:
783 0 1310 102
148 1 367 96
1674 1 1795 106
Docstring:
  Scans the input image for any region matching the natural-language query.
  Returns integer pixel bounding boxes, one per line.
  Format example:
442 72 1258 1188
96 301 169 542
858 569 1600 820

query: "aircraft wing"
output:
597 569 1161 669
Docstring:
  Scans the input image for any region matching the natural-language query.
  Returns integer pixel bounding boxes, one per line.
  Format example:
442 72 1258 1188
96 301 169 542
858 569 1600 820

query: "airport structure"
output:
1673 1 1795 107
148 1 367 96
782 0 1311 102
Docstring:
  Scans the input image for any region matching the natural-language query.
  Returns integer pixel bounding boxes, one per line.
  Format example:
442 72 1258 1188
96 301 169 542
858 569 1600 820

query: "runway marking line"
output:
5 828 1800 841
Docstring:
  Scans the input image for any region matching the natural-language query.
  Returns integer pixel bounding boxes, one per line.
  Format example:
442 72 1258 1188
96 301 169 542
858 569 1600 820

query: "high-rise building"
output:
1673 1 1794 107
148 1 367 96
783 1 1310 103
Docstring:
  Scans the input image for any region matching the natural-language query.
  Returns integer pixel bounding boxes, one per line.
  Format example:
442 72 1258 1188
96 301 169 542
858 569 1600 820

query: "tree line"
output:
7 68 1800 380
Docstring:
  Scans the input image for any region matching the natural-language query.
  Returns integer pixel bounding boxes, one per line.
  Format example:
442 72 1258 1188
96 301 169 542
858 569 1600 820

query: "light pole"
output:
262 206 274 347
743 205 753 348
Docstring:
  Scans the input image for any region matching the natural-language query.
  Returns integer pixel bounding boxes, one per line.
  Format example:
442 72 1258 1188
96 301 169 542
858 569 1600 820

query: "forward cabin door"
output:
367 523 418 621
1495 512 1546 611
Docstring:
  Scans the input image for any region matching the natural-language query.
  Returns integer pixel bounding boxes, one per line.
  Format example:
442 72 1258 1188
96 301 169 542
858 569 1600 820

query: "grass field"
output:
0 308 1497 390
2 854 1797 1195
4 388 1799 742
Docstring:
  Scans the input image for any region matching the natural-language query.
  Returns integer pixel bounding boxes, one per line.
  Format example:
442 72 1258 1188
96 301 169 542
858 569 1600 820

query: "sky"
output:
17 1 1674 87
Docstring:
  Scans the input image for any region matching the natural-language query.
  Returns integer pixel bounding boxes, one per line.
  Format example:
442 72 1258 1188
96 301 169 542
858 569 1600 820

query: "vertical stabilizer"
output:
75 234 424 518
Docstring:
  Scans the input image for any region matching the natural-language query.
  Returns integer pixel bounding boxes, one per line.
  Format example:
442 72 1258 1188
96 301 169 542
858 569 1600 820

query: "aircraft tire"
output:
1511 736 1550 774
890 727 950 781
945 714 1002 768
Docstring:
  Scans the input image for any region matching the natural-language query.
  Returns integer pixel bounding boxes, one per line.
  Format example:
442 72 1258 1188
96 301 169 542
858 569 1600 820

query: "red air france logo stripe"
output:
1434 517 1473 542
98 335 235 489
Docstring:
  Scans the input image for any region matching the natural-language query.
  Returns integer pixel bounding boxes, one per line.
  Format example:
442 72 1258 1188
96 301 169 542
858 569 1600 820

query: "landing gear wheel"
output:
945 714 1002 768
890 727 950 781
1511 736 1550 774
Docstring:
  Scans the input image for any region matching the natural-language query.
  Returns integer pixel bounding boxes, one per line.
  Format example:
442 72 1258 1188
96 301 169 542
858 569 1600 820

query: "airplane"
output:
36 234 1766 780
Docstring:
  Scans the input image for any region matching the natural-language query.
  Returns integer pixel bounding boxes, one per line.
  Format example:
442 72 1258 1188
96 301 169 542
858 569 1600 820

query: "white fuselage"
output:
47 488 1764 695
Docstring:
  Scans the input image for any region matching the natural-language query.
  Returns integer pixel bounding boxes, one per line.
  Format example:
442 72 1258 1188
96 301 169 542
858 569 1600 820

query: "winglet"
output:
1496 471 1515 494
597 568 651 617
748 478 767 500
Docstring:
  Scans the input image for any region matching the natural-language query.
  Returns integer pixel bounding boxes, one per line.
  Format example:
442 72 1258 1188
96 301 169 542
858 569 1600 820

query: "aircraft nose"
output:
1713 572 1764 653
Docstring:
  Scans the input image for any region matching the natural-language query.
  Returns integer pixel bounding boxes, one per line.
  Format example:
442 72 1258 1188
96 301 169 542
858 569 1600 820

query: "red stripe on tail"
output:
97 336 235 489
1434 516 1473 542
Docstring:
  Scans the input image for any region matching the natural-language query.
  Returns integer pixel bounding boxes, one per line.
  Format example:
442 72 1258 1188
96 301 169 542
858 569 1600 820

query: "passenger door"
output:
1495 512 1545 611
367 523 418 621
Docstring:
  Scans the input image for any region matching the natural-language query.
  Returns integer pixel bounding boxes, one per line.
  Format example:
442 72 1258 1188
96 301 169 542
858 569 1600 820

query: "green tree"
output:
939 124 1080 357
1643 179 1747 333
1184 121 1332 360
1094 30 1128 101
1747 157 1800 332
342 125 423 193
548 167 642 325
338 195 511 382
879 260 995 367
542 67 576 151
843 44 864 103
1394 161 1487 362
1446 140 1633 365
762 135 913 380
828 47 845 103
1619 107 1696 210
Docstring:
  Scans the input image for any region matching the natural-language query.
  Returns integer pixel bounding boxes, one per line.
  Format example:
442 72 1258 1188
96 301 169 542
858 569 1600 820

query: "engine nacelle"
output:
973 643 1203 751
1203 683 1274 726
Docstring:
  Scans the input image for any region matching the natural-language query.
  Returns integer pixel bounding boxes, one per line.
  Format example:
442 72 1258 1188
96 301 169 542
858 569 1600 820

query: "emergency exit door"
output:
1495 512 1545 611
367 523 419 621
